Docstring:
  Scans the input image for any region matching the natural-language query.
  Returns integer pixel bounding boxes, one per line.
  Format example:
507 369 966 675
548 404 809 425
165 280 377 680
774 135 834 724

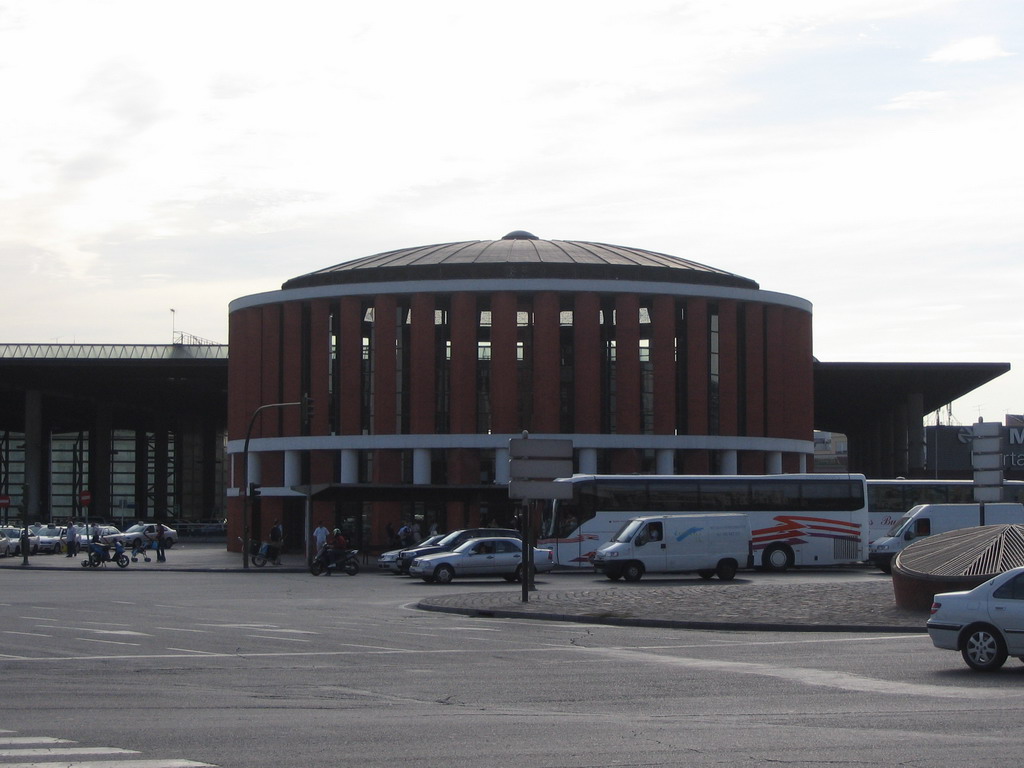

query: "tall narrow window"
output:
559 304 574 433
640 303 654 434
709 305 720 435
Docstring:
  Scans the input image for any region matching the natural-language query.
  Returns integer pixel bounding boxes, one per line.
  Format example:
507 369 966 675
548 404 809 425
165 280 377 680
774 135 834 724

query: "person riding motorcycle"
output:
323 528 347 571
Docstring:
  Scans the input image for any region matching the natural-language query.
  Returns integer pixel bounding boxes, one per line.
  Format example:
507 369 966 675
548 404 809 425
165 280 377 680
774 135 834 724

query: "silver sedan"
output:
409 537 554 584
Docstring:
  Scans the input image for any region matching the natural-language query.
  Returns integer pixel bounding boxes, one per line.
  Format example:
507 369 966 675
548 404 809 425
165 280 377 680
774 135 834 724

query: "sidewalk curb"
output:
415 600 927 633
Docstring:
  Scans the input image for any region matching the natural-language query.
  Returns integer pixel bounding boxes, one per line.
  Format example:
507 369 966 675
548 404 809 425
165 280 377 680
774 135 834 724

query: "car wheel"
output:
698 570 715 580
433 564 455 584
961 625 1008 671
761 544 794 572
716 559 738 581
622 562 644 582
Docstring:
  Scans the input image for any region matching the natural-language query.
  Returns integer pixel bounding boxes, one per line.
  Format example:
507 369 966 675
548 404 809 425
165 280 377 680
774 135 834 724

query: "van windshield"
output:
610 520 643 543
886 515 913 537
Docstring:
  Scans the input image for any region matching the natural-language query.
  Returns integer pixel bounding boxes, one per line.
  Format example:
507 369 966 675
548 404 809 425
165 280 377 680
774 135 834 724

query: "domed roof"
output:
282 232 759 291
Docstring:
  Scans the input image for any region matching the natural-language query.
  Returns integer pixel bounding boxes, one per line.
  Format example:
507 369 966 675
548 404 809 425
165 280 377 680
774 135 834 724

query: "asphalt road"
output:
2 550 1023 767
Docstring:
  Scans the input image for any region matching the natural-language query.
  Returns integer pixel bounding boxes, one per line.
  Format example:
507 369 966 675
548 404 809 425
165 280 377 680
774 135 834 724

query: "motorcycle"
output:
82 539 130 569
310 545 360 576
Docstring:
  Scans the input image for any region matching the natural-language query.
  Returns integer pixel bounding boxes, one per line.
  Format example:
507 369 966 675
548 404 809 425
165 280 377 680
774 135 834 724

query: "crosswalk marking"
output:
0 748 136 757
0 761 212 768
0 730 216 768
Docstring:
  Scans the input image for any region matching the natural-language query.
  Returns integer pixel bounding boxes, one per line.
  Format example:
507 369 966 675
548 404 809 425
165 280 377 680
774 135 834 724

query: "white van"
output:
591 513 752 582
869 502 1024 572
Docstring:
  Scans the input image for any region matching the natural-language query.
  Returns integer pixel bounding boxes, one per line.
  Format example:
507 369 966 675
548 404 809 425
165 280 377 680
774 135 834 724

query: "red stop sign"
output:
79 490 92 507
0 494 10 509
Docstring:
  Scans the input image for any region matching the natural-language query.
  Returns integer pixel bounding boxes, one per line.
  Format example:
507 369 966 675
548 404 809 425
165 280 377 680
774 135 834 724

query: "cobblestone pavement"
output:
417 580 931 633
3 545 929 633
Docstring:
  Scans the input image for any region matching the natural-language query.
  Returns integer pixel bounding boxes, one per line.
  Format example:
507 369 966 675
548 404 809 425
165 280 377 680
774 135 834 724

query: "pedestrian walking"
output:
312 520 329 553
269 520 284 565
156 522 167 562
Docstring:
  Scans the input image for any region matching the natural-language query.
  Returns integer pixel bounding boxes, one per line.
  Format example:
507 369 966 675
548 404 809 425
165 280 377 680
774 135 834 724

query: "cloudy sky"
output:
2 0 1021 426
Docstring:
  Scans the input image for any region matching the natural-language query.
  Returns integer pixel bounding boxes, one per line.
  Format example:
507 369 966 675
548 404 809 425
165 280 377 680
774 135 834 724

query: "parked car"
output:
73 524 123 546
378 535 446 572
121 523 178 549
396 527 521 574
32 525 65 554
0 529 8 557
927 566 1024 671
0 526 38 556
409 536 554 584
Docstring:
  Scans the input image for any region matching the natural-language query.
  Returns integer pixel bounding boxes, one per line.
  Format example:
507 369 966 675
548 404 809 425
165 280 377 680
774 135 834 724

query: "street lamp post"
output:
240 396 313 569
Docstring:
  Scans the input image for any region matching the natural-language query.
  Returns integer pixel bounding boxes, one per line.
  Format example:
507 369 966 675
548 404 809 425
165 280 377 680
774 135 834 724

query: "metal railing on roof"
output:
0 343 228 361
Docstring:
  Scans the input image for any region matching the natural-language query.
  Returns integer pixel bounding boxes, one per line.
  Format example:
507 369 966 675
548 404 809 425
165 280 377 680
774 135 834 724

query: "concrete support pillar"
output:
247 452 262 486
340 449 358 484
907 392 925 474
798 453 807 473
413 448 431 485
23 390 44 523
579 447 598 474
493 447 509 485
284 450 302 488
656 449 675 475
766 451 783 474
719 449 738 475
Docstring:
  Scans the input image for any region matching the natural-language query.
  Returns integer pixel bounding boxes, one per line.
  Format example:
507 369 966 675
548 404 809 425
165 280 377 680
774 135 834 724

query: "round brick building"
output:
227 231 814 549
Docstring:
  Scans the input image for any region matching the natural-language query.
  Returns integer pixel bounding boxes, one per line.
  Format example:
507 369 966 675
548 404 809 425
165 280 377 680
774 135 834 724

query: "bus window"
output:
946 486 973 504
587 480 648 513
699 480 749 511
802 480 864 511
871 484 906 514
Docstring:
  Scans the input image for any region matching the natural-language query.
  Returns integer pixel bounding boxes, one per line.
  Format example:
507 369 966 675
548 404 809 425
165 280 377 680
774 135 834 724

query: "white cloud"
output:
926 36 1014 62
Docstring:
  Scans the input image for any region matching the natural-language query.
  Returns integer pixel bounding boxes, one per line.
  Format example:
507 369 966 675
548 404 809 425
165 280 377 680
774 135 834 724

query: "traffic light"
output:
301 393 315 424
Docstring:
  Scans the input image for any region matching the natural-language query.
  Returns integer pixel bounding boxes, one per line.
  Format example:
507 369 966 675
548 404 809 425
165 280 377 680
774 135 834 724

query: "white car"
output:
0 530 8 557
121 523 177 549
409 537 554 584
927 566 1024 671
377 535 446 572
32 526 65 554
0 527 38 556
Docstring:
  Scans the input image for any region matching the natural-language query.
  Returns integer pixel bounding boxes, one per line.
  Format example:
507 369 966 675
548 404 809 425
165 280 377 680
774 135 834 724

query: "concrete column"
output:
798 453 807 473
23 390 44 522
493 447 509 485
766 451 783 474
284 450 302 488
413 448 431 484
907 392 925 473
247 452 262 486
656 449 675 475
719 449 738 475
579 447 598 474
340 449 359 483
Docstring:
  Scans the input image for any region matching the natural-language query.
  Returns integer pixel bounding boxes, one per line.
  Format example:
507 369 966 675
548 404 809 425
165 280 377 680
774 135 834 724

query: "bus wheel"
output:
622 562 644 582
716 559 738 581
698 570 715 580
762 544 793 572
